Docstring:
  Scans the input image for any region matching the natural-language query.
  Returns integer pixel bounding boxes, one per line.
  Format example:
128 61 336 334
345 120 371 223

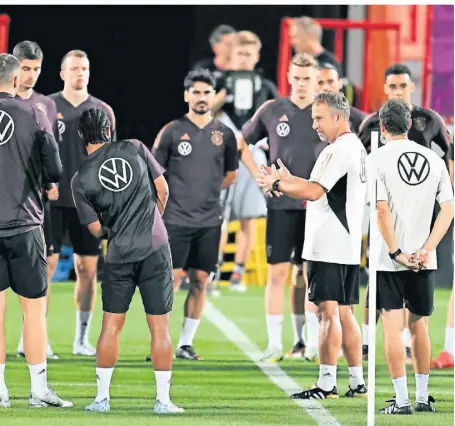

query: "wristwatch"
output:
389 248 402 260
272 180 280 192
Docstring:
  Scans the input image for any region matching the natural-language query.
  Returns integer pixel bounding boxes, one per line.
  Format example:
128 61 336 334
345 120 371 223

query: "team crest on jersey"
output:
178 141 192 156
211 130 224 146
413 116 427 132
276 122 290 137
36 103 47 115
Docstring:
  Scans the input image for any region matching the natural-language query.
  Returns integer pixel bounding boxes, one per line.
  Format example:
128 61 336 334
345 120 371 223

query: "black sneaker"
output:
175 345 202 360
291 384 339 400
345 384 368 398
286 340 306 358
379 399 412 415
362 345 368 361
145 355 151 362
414 395 435 412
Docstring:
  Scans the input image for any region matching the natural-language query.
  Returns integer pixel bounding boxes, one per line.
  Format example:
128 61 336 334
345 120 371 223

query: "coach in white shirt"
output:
371 99 454 415
257 91 367 400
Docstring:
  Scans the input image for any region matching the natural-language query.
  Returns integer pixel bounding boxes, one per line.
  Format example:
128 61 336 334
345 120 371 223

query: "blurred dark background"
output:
1 5 347 146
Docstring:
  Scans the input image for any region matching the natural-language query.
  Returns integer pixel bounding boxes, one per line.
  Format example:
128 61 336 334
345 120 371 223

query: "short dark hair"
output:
319 62 339 76
0 53 20 85
79 108 111 145
209 24 236 46
183 69 215 91
384 64 412 80
313 91 350 121
12 41 43 61
379 99 411 135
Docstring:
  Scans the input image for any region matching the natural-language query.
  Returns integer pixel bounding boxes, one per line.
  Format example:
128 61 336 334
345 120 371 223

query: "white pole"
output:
367 131 379 426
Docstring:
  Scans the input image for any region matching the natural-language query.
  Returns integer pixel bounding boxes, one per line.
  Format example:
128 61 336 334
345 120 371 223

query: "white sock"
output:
306 312 320 353
75 311 92 346
403 328 411 348
17 326 24 353
317 364 337 392
348 366 365 389
155 370 171 405
266 315 283 351
291 314 306 345
28 361 50 397
362 324 369 346
178 318 200 348
415 373 429 401
392 376 409 407
444 327 454 355
0 364 7 397
95 367 114 402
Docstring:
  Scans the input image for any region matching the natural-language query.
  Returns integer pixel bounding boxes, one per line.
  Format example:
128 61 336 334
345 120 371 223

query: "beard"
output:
191 103 209 115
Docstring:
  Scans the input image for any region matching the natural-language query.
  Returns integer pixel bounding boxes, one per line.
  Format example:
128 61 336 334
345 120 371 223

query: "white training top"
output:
303 132 367 265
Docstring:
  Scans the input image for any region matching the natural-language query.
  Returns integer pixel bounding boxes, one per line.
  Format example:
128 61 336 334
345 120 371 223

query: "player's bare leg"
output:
431 286 454 369
20 295 72 408
362 286 380 360
176 270 209 360
230 219 255 293
261 263 289 362
403 309 413 364
304 289 320 361
73 254 98 356
339 305 367 398
0 290 9 407
287 263 306 358
380 308 411 412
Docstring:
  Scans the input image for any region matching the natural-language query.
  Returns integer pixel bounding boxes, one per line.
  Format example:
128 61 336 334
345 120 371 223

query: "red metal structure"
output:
278 18 401 112
0 14 10 53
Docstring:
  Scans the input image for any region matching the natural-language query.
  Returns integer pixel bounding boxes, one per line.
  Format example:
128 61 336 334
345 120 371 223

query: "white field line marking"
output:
204 300 342 426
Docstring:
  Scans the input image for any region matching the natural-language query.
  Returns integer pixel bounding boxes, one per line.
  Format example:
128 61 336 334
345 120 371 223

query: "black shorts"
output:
307 261 360 305
102 244 174 315
266 209 306 265
0 228 47 299
51 206 101 256
377 270 435 317
43 201 54 257
167 224 221 273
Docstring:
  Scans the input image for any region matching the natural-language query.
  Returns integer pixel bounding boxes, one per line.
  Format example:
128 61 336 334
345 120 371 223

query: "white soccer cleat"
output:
260 347 284 363
84 398 110 412
47 344 59 360
73 342 96 356
29 388 73 408
0 393 10 408
230 282 247 293
153 399 184 414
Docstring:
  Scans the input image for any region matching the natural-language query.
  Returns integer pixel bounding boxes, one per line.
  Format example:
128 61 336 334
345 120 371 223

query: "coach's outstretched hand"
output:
257 158 291 197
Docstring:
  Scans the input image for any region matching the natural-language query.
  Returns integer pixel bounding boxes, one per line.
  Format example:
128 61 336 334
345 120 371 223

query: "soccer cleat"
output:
73 342 96 356
304 350 319 363
286 340 306 358
379 399 412 415
362 345 368 361
405 346 413 365
430 351 454 369
145 355 152 362
0 394 10 408
414 395 436 412
291 384 339 400
28 388 73 408
260 347 283 363
175 345 202 360
84 398 110 412
46 344 59 360
229 274 247 293
345 384 368 398
153 399 185 414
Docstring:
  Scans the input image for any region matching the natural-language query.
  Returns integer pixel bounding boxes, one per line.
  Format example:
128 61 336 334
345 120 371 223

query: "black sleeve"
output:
130 139 165 179
71 174 99 226
37 129 62 183
263 79 278 100
152 123 174 168
358 114 379 152
224 128 240 172
431 113 451 166
241 101 271 144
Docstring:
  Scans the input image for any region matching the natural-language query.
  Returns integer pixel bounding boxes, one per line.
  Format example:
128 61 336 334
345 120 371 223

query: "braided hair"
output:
79 108 111 145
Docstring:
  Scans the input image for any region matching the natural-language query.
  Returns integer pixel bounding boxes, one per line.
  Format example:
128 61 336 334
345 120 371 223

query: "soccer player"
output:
48 50 116 356
257 91 367 399
0 53 72 408
238 53 327 361
316 62 366 133
369 99 453 414
13 40 60 360
152 69 239 360
360 63 452 362
71 108 183 414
